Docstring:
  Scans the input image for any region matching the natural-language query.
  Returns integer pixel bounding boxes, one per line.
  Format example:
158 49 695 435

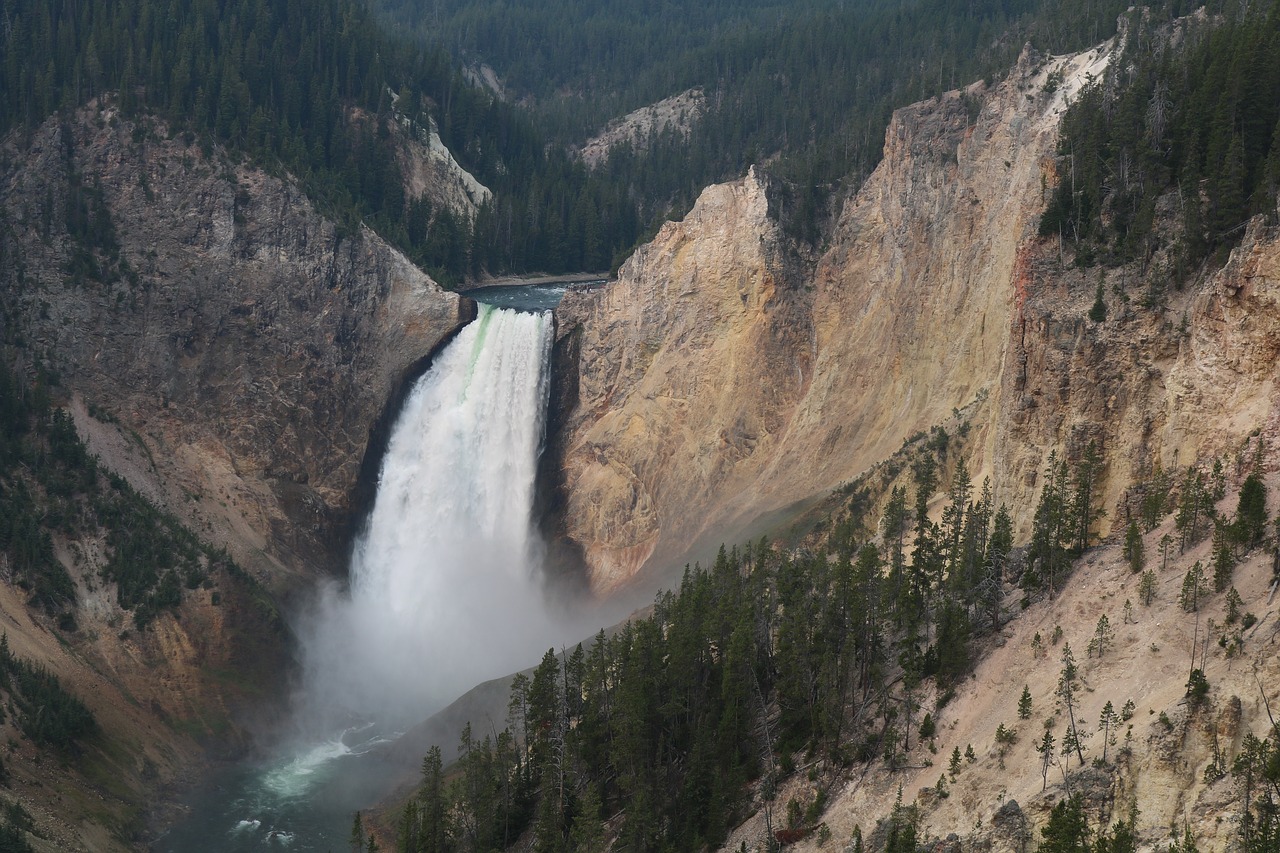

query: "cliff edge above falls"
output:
0 101 470 585
554 164 813 592
554 43 1117 593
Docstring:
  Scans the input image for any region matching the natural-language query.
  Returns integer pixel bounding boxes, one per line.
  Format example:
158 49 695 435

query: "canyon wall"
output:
552 36 1280 853
0 102 470 846
554 43 1118 591
0 102 470 583
555 35 1280 587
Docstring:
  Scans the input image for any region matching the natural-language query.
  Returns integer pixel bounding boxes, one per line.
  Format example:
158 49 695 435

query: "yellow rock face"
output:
555 44 1118 593
556 31 1280 606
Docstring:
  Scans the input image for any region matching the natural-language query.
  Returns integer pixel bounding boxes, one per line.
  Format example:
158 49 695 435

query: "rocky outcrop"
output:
555 165 813 590
0 101 469 582
0 100 471 847
554 30 1280 586
554 44 1118 592
393 112 493 220
995 213 1280 537
576 88 705 168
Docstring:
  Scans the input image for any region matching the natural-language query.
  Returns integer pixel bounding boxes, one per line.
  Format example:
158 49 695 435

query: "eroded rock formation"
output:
0 101 469 582
554 44 1118 592
555 24 1280 592
0 100 471 847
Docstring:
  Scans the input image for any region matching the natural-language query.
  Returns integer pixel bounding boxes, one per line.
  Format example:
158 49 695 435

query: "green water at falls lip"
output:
459 279 603 312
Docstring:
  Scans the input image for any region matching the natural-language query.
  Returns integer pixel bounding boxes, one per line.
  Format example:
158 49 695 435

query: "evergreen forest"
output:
1041 0 1280 285
375 0 1216 244
0 0 1227 283
0 0 642 283
382 437 1280 853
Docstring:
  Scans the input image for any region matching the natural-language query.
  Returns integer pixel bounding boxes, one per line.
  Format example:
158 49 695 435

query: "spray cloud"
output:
296 305 582 730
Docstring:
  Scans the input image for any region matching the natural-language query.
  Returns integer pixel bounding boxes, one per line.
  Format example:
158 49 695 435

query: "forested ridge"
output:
379 430 1280 853
374 0 1214 243
0 0 642 283
0 0 1231 284
1041 0 1280 286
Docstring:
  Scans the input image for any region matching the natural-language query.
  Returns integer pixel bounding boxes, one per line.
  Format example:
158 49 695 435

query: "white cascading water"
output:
297 303 564 728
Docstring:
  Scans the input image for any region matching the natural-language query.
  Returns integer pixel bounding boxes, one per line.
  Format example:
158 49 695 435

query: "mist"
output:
292 305 593 734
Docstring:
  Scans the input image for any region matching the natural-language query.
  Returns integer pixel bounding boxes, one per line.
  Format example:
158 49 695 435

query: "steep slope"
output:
553 164 812 590
576 89 705 169
0 101 469 846
0 101 469 583
542 24 1280 852
994 216 1280 541
553 43 1116 592
555 19 1280 592
721 478 1280 853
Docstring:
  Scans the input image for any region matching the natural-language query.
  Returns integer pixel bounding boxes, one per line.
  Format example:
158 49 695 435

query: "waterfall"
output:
298 303 562 727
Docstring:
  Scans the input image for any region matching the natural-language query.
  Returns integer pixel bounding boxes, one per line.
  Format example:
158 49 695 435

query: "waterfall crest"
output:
299 304 560 726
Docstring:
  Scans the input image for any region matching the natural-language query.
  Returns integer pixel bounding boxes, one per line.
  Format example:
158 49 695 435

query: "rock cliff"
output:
553 35 1280 853
0 101 469 582
0 101 469 846
576 88 706 169
554 33 1280 588
554 43 1117 592
554 164 813 590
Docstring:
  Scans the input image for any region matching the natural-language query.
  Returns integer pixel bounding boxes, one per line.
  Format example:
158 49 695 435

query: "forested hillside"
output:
0 0 640 281
374 0 1216 242
1042 1 1280 282
383 432 1280 853
0 0 1237 280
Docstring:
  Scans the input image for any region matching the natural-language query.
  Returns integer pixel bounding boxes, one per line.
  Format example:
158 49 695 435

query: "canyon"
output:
0 22 1278 853
544 35 1280 852
550 35 1280 600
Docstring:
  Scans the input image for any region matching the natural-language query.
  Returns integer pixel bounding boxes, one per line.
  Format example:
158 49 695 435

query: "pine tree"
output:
1178 562 1208 612
1124 520 1144 572
1018 685 1033 720
1056 643 1085 767
1087 614 1112 658
1089 281 1107 322
568 782 605 853
1235 472 1268 549
1036 729 1057 791
418 746 449 853
1141 464 1172 532
1212 520 1235 592
1139 570 1158 606
351 812 366 853
1166 824 1200 853
1039 793 1090 852
884 788 917 853
1176 468 1208 550
1098 701 1119 762
1070 442 1105 553
981 504 1013 631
